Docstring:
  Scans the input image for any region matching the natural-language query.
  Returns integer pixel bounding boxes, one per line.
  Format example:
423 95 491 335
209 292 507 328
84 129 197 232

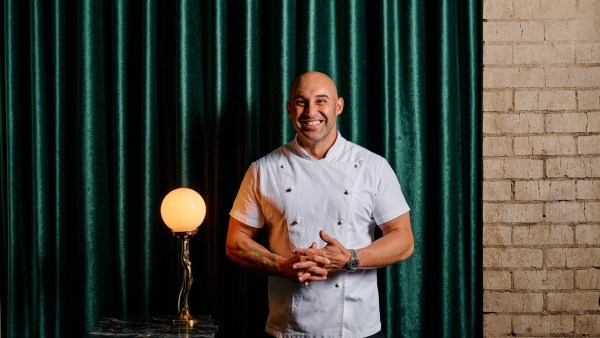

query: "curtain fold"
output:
1 1 482 337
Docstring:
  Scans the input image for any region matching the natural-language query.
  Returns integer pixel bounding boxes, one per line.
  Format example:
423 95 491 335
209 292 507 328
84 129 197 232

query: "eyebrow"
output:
292 94 330 100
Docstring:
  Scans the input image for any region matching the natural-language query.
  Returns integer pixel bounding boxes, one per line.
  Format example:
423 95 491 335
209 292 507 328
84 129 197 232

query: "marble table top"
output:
85 315 218 337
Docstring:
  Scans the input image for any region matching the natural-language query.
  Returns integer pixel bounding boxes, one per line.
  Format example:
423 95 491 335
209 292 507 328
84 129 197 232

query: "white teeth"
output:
306 121 321 126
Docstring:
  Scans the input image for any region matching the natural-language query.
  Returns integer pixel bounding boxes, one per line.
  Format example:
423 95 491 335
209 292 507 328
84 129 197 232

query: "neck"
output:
296 132 337 160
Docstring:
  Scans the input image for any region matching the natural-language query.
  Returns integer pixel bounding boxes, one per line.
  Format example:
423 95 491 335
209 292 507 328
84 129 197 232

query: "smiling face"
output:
286 72 344 156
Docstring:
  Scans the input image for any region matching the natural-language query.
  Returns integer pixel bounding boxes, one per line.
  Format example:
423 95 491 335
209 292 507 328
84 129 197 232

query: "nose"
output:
303 101 318 116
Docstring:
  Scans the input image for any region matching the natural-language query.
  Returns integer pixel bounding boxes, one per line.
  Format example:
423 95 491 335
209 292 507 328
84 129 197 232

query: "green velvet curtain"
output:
1 0 482 337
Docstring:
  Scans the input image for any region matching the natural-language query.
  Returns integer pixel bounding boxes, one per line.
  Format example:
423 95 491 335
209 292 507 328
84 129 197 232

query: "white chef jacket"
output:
230 132 410 338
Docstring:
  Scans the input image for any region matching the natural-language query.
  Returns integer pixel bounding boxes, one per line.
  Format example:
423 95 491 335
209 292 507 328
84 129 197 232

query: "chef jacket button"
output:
338 219 344 225
335 283 340 288
344 190 349 195
286 186 295 192
291 219 300 225
280 164 286 169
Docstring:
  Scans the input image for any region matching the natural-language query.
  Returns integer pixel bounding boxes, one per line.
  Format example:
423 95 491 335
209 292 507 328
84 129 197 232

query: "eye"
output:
295 100 305 107
316 99 327 105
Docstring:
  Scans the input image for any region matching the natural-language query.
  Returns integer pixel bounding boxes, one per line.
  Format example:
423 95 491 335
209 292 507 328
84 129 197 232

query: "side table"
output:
85 315 218 337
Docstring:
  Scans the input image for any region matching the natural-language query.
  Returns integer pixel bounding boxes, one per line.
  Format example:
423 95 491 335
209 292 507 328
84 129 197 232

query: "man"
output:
226 71 414 338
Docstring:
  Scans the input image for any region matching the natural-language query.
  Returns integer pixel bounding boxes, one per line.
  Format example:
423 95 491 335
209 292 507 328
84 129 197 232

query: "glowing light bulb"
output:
160 188 206 232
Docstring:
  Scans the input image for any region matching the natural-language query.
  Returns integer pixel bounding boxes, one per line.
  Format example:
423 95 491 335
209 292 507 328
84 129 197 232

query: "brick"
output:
483 136 512 156
484 159 544 179
483 113 545 134
576 314 600 335
483 203 545 223
546 22 577 41
578 0 600 19
546 21 600 41
585 201 600 222
547 157 600 178
514 91 538 111
483 91 513 112
484 45 512 65
575 21 600 40
547 292 600 311
483 0 513 19
484 225 512 245
483 270 512 290
515 90 576 111
546 67 600 87
513 225 574 245
578 135 600 154
513 315 574 335
484 68 545 88
587 112 600 132
514 180 576 201
575 44 600 63
546 248 600 267
578 91 600 110
514 0 577 19
513 270 574 290
537 90 577 110
483 181 513 201
546 201 586 223
484 248 544 268
577 180 600 199
546 113 591 132
483 292 543 312
576 268 600 289
514 135 576 155
576 225 600 245
484 22 545 42
513 44 574 64
483 314 511 335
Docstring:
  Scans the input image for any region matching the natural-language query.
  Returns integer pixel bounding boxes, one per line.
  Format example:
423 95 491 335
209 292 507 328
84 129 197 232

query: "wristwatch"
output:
345 249 360 272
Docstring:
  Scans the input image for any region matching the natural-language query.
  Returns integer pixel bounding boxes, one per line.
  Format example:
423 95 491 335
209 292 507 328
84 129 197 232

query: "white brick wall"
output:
483 0 600 336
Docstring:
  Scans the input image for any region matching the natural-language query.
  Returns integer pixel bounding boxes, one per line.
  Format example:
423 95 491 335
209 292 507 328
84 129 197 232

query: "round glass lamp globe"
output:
160 188 206 232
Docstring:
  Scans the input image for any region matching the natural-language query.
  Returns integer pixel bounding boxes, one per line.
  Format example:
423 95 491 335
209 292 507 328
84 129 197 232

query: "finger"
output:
302 255 330 266
309 242 317 249
291 248 312 255
291 247 318 255
293 261 318 270
293 256 331 269
306 274 328 282
319 230 340 246
305 266 328 277
297 271 312 282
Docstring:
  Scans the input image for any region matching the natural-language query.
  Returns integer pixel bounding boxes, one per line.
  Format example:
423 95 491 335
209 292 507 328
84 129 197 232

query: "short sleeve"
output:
372 159 410 225
229 163 265 228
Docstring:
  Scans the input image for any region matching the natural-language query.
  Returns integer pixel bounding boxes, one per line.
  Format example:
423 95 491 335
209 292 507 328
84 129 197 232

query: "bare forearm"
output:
226 237 282 276
357 230 413 268
357 213 414 268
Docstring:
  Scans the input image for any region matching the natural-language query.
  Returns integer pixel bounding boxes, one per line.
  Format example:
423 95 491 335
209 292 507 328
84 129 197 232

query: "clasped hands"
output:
280 230 351 286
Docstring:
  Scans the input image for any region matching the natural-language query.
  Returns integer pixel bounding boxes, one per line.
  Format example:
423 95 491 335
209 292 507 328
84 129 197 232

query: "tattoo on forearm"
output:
235 239 278 275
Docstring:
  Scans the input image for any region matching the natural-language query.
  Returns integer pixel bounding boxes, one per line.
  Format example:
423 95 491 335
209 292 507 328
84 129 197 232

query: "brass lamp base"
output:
173 309 196 327
172 230 198 327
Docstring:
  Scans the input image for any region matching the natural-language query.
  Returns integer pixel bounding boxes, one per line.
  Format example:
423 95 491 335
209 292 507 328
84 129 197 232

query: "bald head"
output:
289 72 339 101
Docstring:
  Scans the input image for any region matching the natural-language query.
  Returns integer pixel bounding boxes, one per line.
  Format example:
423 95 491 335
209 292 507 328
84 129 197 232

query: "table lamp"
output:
160 187 206 327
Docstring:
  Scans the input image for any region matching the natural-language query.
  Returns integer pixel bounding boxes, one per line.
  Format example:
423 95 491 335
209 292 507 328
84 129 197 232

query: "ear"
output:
336 97 344 116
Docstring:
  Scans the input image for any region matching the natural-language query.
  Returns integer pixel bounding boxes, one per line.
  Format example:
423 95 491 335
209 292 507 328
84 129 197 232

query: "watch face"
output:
346 259 359 272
